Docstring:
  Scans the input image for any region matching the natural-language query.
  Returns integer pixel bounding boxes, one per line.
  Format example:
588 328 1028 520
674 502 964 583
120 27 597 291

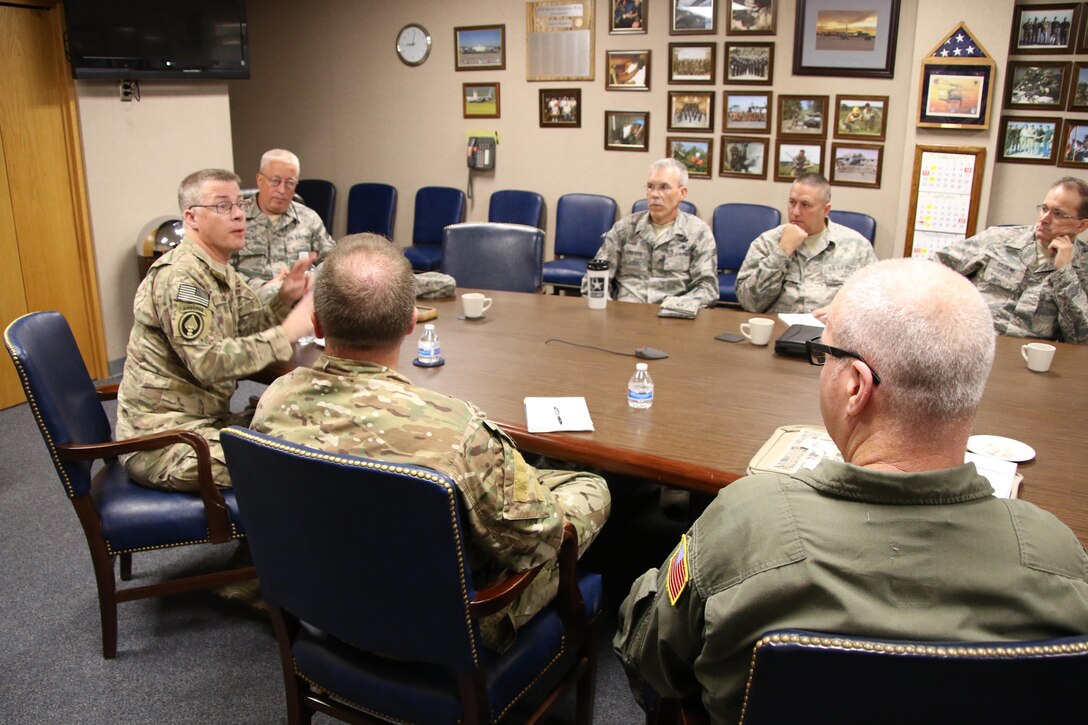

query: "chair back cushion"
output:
741 629 1088 724
347 182 398 239
554 193 617 258
295 179 337 235
828 209 876 244
221 427 482 671
631 198 697 216
4 311 110 497
488 190 544 228
441 223 544 293
712 203 781 271
413 186 466 246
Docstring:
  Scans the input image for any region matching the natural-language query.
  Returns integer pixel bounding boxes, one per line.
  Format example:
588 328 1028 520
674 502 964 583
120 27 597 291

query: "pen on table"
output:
553 406 563 425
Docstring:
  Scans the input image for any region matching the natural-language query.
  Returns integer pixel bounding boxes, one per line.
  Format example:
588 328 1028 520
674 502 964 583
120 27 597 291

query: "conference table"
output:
263 290 1088 547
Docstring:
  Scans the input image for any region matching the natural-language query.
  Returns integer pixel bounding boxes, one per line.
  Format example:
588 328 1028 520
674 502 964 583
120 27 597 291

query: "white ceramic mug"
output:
740 318 775 346
461 292 493 319
1021 342 1056 373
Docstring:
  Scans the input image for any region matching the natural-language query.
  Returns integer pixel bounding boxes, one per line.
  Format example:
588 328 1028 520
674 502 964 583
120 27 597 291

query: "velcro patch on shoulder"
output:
666 534 690 606
176 283 210 308
174 303 211 342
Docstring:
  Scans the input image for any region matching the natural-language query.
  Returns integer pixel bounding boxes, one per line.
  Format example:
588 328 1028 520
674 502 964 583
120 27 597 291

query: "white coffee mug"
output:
740 318 775 346
461 292 493 319
1021 342 1056 373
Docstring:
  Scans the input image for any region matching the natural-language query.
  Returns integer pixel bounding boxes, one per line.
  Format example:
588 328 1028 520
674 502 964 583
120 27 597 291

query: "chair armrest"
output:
470 563 543 618
96 382 119 401
57 429 233 544
554 522 586 636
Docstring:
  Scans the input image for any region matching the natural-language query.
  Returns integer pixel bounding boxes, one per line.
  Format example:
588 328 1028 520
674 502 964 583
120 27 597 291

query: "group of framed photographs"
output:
608 1 778 37
601 41 775 91
999 3 1088 167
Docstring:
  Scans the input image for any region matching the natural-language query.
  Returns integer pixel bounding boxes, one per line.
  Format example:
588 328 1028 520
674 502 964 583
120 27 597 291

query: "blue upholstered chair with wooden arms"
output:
295 178 336 235
3 311 254 659
711 203 780 305
405 186 466 271
542 193 617 292
221 427 602 725
346 182 398 239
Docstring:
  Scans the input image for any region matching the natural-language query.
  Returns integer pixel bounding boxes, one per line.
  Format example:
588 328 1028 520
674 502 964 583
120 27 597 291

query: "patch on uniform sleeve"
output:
666 534 690 606
176 283 210 307
173 303 211 342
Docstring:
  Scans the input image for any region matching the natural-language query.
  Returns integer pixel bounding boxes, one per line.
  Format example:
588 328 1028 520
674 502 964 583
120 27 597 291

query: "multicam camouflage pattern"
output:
250 354 611 652
736 221 877 313
232 200 335 304
116 237 293 490
937 225 1088 344
582 211 719 308
414 271 457 298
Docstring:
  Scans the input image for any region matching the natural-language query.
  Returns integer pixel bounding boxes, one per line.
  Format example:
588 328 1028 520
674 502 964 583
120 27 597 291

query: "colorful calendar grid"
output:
915 192 970 234
911 230 963 260
919 152 976 195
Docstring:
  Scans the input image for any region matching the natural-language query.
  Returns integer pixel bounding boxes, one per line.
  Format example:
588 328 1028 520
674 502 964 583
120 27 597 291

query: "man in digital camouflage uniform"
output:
116 168 315 490
232 148 335 304
615 259 1088 723
582 158 718 316
736 172 876 314
251 234 611 652
937 176 1088 344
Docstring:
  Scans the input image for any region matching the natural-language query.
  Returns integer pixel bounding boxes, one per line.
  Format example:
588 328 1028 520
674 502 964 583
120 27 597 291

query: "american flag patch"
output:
177 283 210 307
666 535 689 606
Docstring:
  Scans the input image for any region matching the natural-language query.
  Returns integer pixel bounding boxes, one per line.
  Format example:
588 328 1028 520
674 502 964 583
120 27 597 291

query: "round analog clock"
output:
396 24 432 66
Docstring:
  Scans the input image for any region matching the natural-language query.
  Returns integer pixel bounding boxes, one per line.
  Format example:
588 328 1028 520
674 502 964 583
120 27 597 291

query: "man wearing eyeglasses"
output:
232 149 335 304
615 259 1088 723
116 169 315 491
937 176 1088 344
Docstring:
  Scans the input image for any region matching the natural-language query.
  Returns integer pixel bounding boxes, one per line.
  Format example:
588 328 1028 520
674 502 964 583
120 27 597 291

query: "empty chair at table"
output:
404 186 466 272
712 202 781 305
442 222 544 293
488 189 544 228
295 179 336 235
347 182 398 239
542 193 617 292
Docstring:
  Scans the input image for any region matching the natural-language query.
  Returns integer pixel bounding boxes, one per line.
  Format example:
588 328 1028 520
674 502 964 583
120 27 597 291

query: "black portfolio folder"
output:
774 324 824 357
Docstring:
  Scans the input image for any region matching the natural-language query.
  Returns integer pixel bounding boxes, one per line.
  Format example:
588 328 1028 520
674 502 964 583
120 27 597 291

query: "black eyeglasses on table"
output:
805 337 882 385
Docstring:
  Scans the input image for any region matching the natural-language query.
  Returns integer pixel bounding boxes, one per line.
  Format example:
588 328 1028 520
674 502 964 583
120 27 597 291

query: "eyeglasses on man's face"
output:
805 337 882 385
259 172 299 190
1036 204 1084 222
188 199 251 215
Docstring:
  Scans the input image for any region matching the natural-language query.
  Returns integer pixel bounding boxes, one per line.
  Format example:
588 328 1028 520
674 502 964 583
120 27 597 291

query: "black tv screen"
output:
63 0 249 80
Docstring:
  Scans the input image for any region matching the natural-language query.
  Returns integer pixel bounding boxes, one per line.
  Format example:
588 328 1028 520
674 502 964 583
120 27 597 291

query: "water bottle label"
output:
627 388 653 401
418 345 440 357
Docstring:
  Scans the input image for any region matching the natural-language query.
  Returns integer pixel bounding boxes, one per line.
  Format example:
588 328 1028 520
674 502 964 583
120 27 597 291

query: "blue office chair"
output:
346 182 398 239
488 189 545 228
829 209 877 244
542 193 617 292
3 311 253 659
221 426 602 725
295 179 336 235
712 203 781 305
405 186 467 272
442 222 544 293
631 198 698 216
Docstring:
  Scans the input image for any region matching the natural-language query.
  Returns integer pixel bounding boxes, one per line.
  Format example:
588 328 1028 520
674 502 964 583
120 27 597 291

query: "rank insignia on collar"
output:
667 534 689 606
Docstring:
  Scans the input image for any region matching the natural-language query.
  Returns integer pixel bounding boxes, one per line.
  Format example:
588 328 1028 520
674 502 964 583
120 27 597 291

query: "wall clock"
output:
396 24 432 66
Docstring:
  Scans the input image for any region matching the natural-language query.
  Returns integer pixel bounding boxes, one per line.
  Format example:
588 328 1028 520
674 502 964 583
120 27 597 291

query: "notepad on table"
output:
524 397 595 433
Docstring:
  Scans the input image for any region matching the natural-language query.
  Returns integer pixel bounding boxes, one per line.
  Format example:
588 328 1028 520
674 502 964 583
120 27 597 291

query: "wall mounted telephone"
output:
467 137 495 170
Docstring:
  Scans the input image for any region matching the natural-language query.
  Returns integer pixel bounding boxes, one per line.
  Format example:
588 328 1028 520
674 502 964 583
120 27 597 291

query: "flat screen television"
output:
63 0 249 80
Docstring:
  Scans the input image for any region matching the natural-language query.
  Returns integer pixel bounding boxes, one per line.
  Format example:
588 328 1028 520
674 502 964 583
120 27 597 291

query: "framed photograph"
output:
774 140 824 181
526 0 595 81
998 116 1060 164
671 0 718 35
667 136 713 178
668 42 716 84
917 63 993 130
830 142 883 188
833 95 888 141
454 25 506 71
722 91 772 134
540 89 582 128
606 50 651 90
793 0 900 78
720 135 769 178
605 110 650 151
727 0 776 35
1080 10 1088 52
610 0 647 33
1070 62 1088 112
1010 4 1079 55
1004 61 1070 110
668 91 715 132
462 83 500 118
777 95 829 138
724 42 774 85
1058 119 1088 168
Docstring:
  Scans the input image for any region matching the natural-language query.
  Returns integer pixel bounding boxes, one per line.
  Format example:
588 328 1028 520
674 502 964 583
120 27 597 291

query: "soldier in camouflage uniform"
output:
251 234 611 652
581 158 718 311
937 177 1088 344
737 173 876 314
116 169 315 490
232 149 335 305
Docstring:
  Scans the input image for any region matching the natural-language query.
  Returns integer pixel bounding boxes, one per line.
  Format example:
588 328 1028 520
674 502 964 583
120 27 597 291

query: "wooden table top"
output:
265 290 1088 546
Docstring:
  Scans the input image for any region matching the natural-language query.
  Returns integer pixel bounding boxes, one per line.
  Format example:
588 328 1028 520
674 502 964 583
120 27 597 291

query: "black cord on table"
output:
544 338 636 357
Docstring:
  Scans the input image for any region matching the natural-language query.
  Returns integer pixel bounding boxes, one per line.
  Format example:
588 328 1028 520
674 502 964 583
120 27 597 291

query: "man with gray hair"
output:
251 234 611 653
736 172 876 313
615 258 1088 723
582 158 718 314
232 148 335 304
937 176 1088 344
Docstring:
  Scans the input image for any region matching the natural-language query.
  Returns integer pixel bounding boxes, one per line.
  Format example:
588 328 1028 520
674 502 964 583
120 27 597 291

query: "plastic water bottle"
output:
627 362 653 409
417 323 441 364
297 251 316 345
